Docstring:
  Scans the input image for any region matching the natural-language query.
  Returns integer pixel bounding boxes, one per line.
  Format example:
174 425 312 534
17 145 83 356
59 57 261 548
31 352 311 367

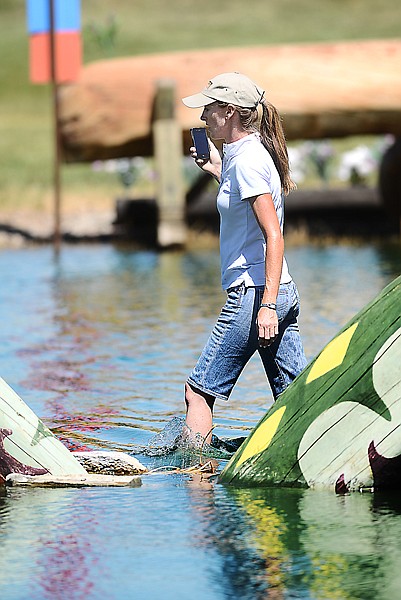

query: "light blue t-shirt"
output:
217 133 292 290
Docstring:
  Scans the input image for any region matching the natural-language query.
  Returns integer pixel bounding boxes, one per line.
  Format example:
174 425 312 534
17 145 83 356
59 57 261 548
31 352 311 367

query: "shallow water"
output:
0 241 400 599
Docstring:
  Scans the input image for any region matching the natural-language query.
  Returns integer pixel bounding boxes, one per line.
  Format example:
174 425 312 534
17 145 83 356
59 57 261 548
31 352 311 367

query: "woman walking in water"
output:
182 72 307 443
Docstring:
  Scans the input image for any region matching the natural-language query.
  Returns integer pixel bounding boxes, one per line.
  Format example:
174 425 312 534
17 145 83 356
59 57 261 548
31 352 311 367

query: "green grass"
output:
1 0 400 213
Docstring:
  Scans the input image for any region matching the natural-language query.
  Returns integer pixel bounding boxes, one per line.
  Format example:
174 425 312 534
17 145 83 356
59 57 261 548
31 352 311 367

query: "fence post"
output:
152 79 186 247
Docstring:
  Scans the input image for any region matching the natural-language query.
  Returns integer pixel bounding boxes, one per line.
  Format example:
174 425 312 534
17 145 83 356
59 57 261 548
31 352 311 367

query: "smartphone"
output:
190 127 210 160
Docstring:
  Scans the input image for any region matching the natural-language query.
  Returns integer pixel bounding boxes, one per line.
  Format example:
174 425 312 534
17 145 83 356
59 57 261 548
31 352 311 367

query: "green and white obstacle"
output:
0 378 145 487
220 275 401 493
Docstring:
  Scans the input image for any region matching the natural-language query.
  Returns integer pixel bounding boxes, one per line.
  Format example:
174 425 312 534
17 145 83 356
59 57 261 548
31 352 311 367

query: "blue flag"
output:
27 0 80 34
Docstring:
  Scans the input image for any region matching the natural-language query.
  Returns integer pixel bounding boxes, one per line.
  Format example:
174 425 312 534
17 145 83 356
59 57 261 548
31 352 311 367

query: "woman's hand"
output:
190 138 222 182
257 306 279 347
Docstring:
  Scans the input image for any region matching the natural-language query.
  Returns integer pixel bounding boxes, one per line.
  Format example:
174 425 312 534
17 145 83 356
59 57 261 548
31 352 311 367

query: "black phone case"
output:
190 128 210 160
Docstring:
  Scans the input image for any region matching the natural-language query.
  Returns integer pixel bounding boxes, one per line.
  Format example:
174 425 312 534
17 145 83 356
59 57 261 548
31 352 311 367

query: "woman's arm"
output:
250 193 284 347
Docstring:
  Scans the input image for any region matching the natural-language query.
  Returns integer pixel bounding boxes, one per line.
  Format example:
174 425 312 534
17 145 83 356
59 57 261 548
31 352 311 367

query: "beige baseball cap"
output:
182 72 264 109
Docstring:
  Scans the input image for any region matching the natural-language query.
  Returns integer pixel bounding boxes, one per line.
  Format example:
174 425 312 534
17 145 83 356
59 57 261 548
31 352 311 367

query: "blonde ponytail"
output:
259 99 296 195
225 98 296 195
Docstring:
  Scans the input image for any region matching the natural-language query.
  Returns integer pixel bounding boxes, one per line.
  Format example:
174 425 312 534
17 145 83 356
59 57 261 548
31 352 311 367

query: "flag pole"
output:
49 0 61 252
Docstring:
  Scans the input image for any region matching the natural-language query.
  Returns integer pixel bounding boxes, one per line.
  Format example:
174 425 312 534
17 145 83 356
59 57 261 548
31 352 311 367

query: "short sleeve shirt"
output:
217 133 292 290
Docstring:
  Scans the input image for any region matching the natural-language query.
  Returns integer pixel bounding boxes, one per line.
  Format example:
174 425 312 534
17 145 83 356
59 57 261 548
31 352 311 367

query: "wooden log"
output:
220 275 401 492
5 472 142 488
58 40 401 162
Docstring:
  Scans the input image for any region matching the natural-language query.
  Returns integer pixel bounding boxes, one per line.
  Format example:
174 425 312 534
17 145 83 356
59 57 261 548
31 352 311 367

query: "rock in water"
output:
72 451 147 475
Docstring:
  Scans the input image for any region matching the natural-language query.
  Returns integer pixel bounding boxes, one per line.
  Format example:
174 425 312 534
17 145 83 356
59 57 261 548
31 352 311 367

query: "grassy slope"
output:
1 0 400 213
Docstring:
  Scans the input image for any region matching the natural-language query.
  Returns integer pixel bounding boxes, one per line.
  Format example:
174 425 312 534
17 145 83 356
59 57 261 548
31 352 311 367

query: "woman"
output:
182 72 307 443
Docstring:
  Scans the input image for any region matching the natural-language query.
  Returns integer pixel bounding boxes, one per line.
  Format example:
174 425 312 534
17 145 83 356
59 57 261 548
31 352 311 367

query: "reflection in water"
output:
2 477 401 599
186 482 401 600
34 494 99 600
0 488 99 599
0 242 400 598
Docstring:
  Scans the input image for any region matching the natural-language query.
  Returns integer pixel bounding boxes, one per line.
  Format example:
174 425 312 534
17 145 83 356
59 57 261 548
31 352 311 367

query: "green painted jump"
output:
220 275 401 493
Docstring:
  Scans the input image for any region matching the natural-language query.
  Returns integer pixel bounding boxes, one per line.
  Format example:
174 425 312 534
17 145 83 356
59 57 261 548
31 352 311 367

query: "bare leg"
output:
185 383 215 444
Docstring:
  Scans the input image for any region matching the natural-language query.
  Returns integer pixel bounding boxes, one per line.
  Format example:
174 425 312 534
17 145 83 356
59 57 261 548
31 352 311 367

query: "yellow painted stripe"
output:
235 406 287 470
306 322 359 384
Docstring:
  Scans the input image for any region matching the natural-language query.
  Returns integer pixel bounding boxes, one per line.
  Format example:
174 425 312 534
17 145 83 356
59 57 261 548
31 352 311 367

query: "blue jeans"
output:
187 280 307 401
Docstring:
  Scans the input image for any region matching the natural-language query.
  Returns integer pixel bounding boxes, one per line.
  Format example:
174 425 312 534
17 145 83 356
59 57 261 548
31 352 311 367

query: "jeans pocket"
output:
256 284 293 323
225 282 245 311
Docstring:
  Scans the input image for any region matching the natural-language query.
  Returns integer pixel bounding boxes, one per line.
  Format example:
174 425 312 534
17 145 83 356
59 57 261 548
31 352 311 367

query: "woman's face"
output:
200 102 229 140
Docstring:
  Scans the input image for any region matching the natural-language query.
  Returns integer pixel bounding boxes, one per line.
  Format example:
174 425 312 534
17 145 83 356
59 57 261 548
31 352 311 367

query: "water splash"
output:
145 416 203 456
144 416 246 459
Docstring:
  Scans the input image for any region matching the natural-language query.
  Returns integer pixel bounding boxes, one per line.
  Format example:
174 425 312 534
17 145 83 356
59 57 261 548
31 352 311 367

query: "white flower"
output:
288 146 305 183
337 146 376 181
